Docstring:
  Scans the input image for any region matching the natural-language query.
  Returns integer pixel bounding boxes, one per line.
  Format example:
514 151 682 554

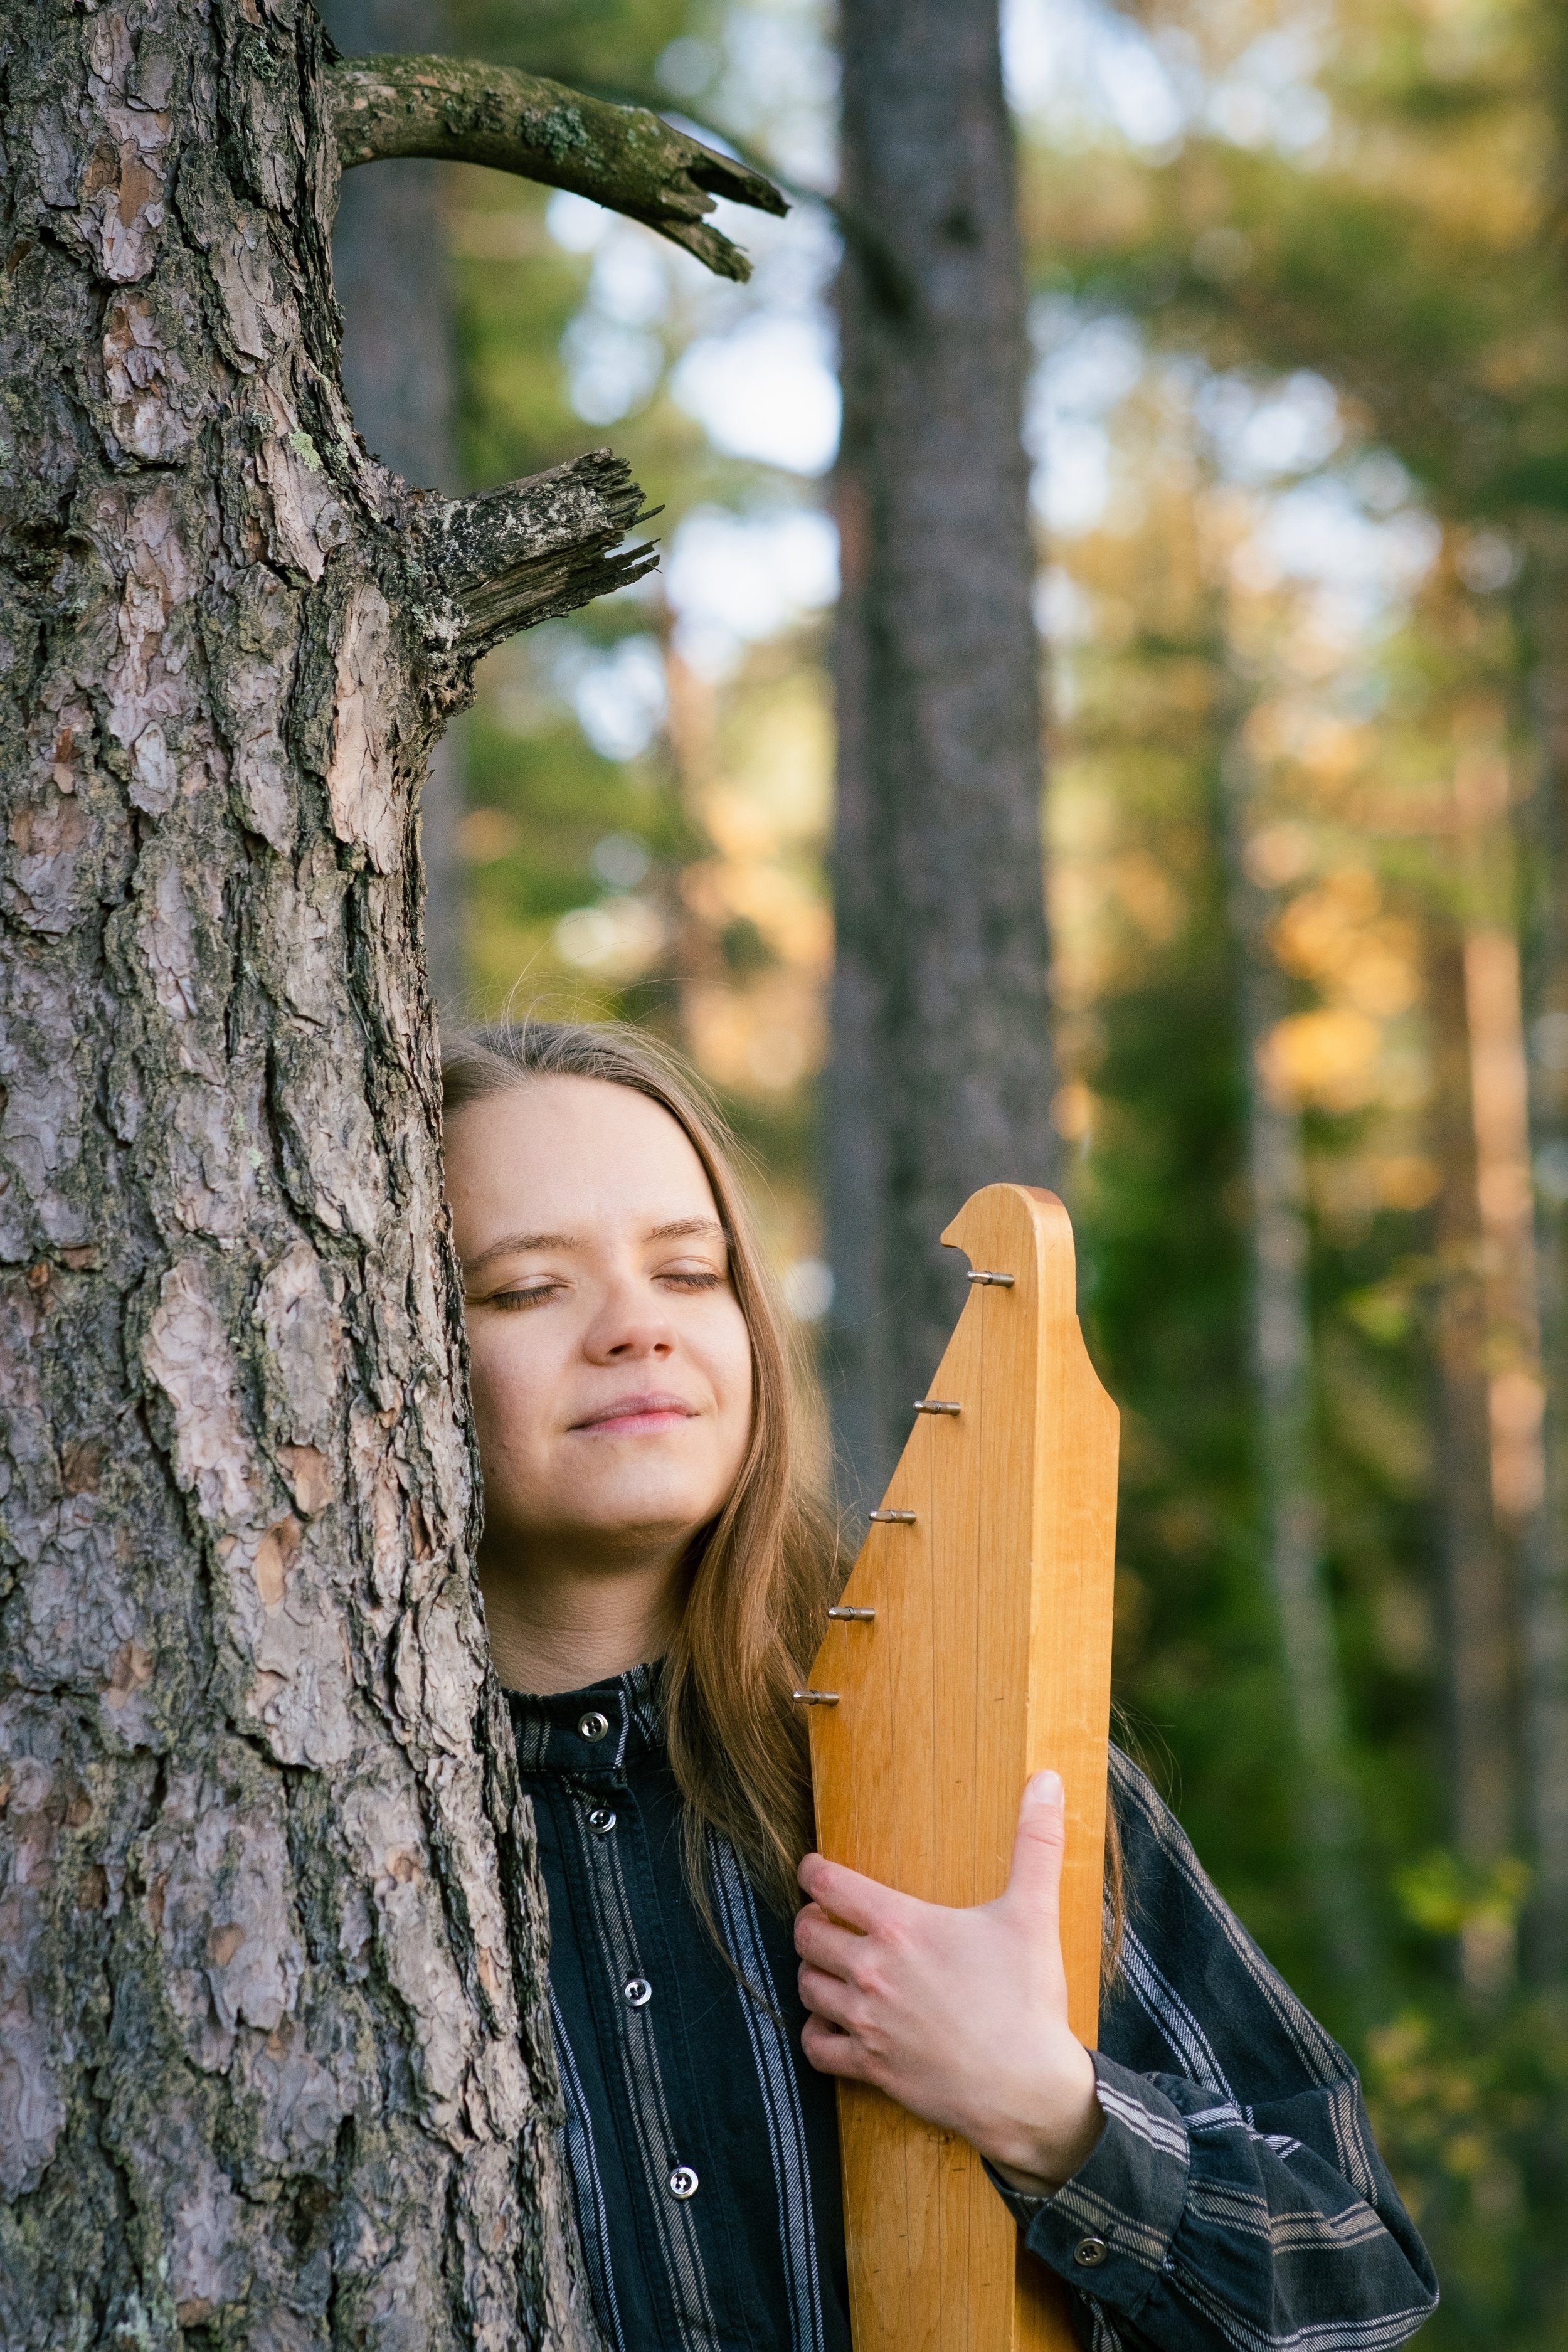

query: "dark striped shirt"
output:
509 1671 1437 2352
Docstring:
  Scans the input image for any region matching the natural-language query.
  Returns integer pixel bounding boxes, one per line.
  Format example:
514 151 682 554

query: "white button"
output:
624 1976 652 2008
578 1711 610 1742
586 1807 617 1836
669 2164 699 2200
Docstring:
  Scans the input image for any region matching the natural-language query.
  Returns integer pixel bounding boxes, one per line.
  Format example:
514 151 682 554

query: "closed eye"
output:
485 1280 564 1311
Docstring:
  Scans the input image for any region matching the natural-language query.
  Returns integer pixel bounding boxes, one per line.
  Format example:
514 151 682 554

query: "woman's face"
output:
445 1074 755 1567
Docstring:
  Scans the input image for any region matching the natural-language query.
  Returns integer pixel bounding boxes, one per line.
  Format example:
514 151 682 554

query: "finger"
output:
794 1904 873 1978
801 2013 869 2079
1005 1769 1067 1923
797 1850 901 1934
797 1961 862 2030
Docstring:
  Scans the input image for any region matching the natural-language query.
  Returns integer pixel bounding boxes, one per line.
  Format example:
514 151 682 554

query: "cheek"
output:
467 1324 554 1463
708 1305 756 1453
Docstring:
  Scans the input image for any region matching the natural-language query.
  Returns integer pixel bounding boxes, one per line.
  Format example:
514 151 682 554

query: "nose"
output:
582 1273 675 1364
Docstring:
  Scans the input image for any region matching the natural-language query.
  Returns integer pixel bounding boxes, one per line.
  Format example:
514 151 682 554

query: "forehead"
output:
445 1075 720 1248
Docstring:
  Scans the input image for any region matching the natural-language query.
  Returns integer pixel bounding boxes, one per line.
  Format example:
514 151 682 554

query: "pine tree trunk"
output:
320 0 465 1013
0 8 777 2342
829 0 1056 1507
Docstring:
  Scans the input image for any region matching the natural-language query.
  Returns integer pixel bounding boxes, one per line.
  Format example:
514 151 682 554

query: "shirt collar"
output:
506 1660 665 1777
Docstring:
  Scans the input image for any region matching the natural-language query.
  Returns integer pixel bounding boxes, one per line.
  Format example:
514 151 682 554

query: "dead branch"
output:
330 53 787 282
418 448 658 682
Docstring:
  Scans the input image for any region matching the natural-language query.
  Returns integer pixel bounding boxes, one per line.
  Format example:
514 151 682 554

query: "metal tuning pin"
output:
869 1508 916 1524
912 1398 961 1414
792 1688 840 1705
967 1269 1015 1286
828 1606 876 1621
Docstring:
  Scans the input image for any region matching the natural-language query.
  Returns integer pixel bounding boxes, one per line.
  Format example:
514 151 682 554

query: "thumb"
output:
1005 1769 1067 1922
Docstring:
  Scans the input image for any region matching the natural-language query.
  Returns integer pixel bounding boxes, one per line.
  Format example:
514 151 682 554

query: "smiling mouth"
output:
569 1394 699 1436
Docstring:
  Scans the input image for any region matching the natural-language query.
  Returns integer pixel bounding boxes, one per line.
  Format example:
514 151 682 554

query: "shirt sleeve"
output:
988 1754 1439 2351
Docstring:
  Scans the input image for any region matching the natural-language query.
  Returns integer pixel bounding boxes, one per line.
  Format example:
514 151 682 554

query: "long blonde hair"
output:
442 1017 843 1919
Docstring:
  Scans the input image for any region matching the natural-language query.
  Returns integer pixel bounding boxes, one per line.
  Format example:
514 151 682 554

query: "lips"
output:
569 1392 699 1435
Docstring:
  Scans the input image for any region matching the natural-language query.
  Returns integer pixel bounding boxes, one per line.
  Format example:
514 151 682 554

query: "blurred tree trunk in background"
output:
1516 561 1568 1980
319 0 466 1013
829 0 1056 1506
1448 714 1555 1993
1219 707 1375 2005
1429 927 1522 1995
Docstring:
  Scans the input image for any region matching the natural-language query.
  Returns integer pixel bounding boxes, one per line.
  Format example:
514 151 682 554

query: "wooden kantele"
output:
803 1184 1119 2349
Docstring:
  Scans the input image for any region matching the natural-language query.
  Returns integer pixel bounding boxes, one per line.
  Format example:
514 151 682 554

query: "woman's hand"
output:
793 1769 1103 2197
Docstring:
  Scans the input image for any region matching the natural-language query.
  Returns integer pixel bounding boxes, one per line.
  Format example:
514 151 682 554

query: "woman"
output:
443 1017 1437 2352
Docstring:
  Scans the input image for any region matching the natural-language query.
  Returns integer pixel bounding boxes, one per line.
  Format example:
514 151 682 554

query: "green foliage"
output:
1365 1996 1568 2344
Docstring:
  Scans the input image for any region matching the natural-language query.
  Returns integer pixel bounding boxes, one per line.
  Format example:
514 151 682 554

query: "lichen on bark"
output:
0 3 778 2344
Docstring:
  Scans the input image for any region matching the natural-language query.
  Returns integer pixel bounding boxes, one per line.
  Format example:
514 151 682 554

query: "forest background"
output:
331 0 1568 2338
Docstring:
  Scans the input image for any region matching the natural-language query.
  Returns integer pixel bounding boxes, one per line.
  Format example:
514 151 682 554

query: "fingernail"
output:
1028 1769 1064 1806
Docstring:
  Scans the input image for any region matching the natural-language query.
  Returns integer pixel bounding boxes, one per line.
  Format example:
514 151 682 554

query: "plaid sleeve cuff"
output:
987 2052 1191 2319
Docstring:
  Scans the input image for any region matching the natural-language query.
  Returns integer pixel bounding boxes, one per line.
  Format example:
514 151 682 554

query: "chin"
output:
499 1483 719 1551
589 1485 718 1542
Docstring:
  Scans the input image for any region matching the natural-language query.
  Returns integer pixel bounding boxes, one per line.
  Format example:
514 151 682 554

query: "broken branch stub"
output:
329 53 788 282
418 450 658 684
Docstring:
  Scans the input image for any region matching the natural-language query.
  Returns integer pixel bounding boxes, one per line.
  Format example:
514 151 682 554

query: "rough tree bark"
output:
828 0 1056 1507
0 8 778 2346
319 0 464 1013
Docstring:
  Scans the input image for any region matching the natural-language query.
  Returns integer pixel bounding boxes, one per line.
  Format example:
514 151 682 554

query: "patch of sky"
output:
1005 0 1330 162
588 230 672 329
1034 565 1095 648
1204 23 1332 157
666 504 839 678
1353 451 1414 516
559 311 664 423
538 632 669 762
549 48 840 467
1247 477 1442 636
712 0 838 190
1200 369 1343 485
550 214 675 423
1185 361 1437 642
1003 0 1189 152
672 310 840 474
1025 306 1145 536
546 191 610 255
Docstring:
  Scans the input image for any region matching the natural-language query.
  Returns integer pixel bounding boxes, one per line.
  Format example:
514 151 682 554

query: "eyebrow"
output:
462 1217 726 1276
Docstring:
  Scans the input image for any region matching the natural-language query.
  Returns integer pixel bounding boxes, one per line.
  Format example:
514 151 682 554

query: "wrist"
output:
982 2042 1103 2198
